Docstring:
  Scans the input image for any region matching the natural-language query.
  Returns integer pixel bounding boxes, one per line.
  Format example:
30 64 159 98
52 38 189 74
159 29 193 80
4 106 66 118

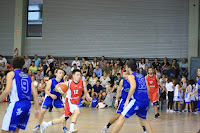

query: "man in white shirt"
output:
71 56 81 69
0 55 7 65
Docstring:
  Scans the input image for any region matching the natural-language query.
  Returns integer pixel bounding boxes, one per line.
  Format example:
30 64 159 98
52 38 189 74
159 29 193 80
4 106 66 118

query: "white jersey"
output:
174 85 180 97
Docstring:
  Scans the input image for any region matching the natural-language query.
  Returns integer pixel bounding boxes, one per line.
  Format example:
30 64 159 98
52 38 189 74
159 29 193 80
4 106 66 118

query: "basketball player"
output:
102 70 147 133
146 67 165 119
112 60 153 133
189 67 200 133
40 69 92 133
0 56 40 133
33 69 67 133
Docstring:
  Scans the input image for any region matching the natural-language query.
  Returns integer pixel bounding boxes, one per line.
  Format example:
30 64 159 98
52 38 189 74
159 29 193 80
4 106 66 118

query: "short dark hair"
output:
0 55 2 58
117 73 121 76
97 80 100 83
13 56 25 69
55 68 64 73
64 63 68 66
127 60 137 71
72 69 81 75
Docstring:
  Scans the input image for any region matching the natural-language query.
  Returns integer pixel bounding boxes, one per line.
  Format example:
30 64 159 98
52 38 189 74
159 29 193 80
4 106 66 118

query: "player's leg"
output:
69 109 80 132
139 118 147 133
138 117 153 133
111 115 127 133
11 128 20 133
58 108 67 132
189 102 192 112
1 130 10 133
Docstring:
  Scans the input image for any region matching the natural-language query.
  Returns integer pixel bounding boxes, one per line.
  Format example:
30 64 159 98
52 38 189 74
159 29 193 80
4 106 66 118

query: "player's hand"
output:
123 101 129 109
114 101 118 108
51 94 57 99
189 93 192 97
34 109 40 119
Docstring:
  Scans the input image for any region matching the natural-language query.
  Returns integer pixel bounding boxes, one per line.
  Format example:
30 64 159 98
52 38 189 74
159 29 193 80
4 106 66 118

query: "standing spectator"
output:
110 59 114 68
29 61 37 74
179 57 188 77
171 59 179 78
100 72 111 88
81 64 88 77
103 62 112 76
93 65 102 78
112 63 121 77
36 70 44 83
89 73 98 87
63 63 71 75
32 54 41 67
24 54 31 72
71 56 81 69
145 58 151 68
81 57 91 67
99 56 107 69
92 57 99 68
152 58 161 69
88 64 94 77
139 58 145 69
161 57 170 74
0 55 7 65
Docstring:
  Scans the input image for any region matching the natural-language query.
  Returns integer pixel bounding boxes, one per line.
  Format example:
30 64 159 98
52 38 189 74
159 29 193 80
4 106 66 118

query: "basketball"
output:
56 83 68 95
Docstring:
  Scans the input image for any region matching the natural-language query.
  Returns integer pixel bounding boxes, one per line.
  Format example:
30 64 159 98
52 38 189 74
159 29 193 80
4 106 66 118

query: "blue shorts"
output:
116 99 126 114
42 96 64 109
1 100 31 132
121 99 149 119
197 101 200 111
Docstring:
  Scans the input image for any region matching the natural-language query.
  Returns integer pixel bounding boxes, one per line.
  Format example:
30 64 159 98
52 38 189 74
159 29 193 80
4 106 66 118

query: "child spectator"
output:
173 79 181 112
166 77 174 112
184 80 192 112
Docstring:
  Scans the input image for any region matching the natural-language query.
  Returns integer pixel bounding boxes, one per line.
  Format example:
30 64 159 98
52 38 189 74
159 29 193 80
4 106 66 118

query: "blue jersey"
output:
92 98 98 108
121 79 130 100
49 78 64 97
131 72 149 102
10 70 32 103
198 79 200 100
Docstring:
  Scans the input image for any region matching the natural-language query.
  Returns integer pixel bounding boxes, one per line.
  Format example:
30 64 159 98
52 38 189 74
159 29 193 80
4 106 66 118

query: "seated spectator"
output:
81 92 99 108
37 62 44 74
38 79 46 93
71 64 80 71
116 58 123 68
144 65 149 76
114 73 123 89
0 62 6 73
88 64 94 77
63 63 71 75
31 76 38 89
92 80 103 99
43 55 54 75
100 72 111 88
81 64 88 77
166 66 175 78
81 57 91 67
139 58 145 69
71 56 80 69
145 58 151 68
0 55 7 65
171 59 179 78
86 80 92 96
156 66 162 79
92 57 99 68
152 58 161 69
46 62 55 75
161 57 170 74
104 62 112 76
36 70 44 83
179 57 188 78
99 56 107 69
29 61 37 74
139 68 147 77
89 73 98 87
104 81 117 107
112 63 121 77
24 54 31 72
54 58 60 68
61 58 67 65
32 54 41 67
28 70 33 77
110 59 114 68
93 65 102 78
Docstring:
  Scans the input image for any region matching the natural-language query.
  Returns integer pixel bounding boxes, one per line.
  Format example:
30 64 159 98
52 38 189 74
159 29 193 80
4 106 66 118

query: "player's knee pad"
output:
153 101 158 106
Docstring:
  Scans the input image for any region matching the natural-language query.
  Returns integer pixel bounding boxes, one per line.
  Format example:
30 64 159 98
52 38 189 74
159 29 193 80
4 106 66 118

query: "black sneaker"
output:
157 113 160 117
155 114 158 119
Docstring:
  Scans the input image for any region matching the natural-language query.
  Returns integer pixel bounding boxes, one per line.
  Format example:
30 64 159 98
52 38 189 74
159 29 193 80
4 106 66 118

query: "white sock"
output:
70 122 75 131
45 121 53 128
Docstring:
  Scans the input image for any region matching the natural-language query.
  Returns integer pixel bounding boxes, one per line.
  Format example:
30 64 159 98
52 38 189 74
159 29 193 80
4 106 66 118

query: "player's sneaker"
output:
63 127 68 133
144 131 147 133
101 126 108 133
33 125 40 132
68 129 78 133
154 114 159 119
40 121 47 133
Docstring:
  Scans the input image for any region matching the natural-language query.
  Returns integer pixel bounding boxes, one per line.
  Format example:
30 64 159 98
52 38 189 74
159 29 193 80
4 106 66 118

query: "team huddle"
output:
0 56 200 133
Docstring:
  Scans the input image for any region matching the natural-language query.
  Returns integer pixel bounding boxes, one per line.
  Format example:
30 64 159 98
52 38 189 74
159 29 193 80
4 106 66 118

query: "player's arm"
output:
83 81 92 102
0 72 14 102
124 75 136 108
45 80 57 99
116 80 123 101
190 89 198 97
156 75 165 91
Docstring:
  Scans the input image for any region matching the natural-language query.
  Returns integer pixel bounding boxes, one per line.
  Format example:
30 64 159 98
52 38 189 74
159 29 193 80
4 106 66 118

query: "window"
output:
27 0 43 37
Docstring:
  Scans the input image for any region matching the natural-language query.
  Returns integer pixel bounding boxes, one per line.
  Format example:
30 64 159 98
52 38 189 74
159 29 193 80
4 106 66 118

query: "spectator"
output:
71 64 80 71
179 57 188 78
92 80 103 99
139 58 145 69
156 66 162 79
103 62 112 76
61 58 67 65
114 73 123 89
38 79 46 93
166 66 175 78
161 57 170 74
29 61 37 74
139 68 147 77
99 56 107 69
43 55 54 75
46 62 55 75
31 76 38 89
89 73 98 87
88 64 94 77
6 62 13 73
28 70 33 77
112 63 121 77
71 56 80 69
81 64 88 77
0 62 6 73
92 57 99 68
104 81 116 107
144 65 149 76
152 58 161 69
93 65 102 77
24 54 31 72
81 57 91 67
63 63 71 75
0 55 7 65
86 80 92 96
145 58 151 68
32 54 41 67
110 59 114 68
54 58 60 68
116 58 123 68
36 70 44 83
100 72 111 88
171 59 179 78
37 62 44 74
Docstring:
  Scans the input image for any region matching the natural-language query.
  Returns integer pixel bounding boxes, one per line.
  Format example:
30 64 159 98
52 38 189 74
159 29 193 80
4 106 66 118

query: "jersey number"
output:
21 79 29 93
74 90 79 94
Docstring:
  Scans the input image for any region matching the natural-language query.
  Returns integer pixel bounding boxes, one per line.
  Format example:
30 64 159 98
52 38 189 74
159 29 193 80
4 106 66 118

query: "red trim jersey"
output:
147 74 159 93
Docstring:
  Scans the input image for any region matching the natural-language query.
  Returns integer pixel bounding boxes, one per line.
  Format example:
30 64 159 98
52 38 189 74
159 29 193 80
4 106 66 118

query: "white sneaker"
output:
144 131 147 133
169 110 174 113
33 125 40 132
101 126 108 133
68 129 78 133
40 121 47 133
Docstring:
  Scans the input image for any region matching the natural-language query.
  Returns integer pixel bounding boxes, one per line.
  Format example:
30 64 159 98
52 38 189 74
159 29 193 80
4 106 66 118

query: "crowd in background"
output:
0 54 197 113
